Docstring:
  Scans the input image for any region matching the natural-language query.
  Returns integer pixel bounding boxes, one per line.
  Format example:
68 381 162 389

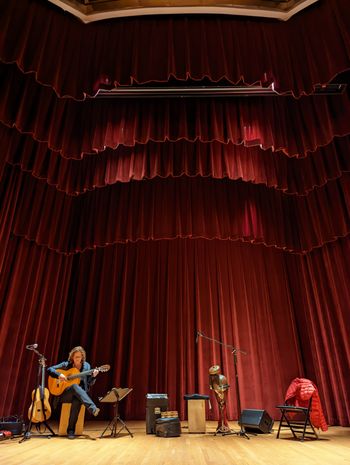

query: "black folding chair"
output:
276 398 318 441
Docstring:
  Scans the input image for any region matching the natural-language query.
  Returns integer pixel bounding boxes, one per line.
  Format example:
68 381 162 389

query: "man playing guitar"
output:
47 346 100 439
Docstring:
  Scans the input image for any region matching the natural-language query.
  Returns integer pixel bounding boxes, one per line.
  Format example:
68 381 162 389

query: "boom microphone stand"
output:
196 331 250 439
20 344 55 443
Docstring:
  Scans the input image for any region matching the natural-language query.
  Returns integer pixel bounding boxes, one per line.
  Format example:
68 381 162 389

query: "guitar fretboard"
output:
67 369 93 380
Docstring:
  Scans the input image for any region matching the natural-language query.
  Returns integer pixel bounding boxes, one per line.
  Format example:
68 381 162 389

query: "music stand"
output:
99 388 133 438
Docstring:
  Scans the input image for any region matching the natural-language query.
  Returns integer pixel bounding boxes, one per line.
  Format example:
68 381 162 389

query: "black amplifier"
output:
239 409 274 434
0 416 25 436
145 394 168 434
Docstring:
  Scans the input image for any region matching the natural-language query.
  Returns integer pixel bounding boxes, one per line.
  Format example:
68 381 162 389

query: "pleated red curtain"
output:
286 238 350 426
2 165 350 258
1 236 349 425
2 63 350 157
0 237 303 421
1 0 350 98
2 124 350 196
1 0 350 428
0 237 73 418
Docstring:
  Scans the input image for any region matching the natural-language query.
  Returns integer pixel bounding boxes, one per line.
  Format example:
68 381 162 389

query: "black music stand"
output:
99 388 133 438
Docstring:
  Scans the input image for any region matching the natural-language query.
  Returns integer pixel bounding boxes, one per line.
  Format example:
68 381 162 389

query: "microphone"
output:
26 343 38 350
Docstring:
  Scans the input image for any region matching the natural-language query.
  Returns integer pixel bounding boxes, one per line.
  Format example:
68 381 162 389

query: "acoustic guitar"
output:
48 364 110 396
28 357 51 423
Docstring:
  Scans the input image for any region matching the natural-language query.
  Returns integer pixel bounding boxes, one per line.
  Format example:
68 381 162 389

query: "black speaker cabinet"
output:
145 394 168 434
0 420 24 436
239 409 274 433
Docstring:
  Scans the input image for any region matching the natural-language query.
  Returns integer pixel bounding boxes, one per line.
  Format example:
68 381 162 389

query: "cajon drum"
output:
188 399 206 433
58 403 85 436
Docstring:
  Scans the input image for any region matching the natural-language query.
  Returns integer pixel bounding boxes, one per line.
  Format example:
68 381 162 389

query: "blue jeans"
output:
59 384 97 433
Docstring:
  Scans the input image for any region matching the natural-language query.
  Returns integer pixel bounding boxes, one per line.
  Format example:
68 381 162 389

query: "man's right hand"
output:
59 373 67 381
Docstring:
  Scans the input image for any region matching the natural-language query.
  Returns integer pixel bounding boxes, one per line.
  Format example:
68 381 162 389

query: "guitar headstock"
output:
98 364 111 373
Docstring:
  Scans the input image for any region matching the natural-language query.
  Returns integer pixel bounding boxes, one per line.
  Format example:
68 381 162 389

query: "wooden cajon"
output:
58 403 85 436
188 399 206 433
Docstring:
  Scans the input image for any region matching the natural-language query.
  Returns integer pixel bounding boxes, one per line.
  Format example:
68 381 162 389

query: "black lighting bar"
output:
94 83 346 99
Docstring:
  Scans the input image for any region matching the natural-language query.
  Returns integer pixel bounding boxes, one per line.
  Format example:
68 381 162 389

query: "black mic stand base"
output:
223 424 258 440
223 427 251 439
19 421 56 443
214 424 231 436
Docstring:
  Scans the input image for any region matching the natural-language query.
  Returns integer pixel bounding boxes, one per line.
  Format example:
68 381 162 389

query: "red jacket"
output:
285 378 328 431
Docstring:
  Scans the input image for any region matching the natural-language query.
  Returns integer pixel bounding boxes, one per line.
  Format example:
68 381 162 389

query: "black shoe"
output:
67 431 75 439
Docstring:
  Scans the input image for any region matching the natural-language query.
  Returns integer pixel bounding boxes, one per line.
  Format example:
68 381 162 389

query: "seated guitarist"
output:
47 345 100 439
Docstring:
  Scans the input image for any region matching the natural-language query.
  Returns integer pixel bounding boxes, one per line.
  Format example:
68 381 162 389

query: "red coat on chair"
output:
285 378 328 431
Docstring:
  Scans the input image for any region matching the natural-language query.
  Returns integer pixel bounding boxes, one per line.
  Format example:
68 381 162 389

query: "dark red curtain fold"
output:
2 124 350 196
0 236 73 420
285 238 350 426
2 63 350 157
1 236 348 424
1 0 350 98
2 165 350 256
0 236 303 421
1 0 350 428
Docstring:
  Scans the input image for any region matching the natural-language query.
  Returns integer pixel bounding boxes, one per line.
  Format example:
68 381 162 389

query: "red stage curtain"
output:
1 0 350 427
1 0 350 98
0 237 73 419
2 124 350 196
1 236 349 424
2 63 350 157
285 238 350 426
0 237 303 421
2 165 350 256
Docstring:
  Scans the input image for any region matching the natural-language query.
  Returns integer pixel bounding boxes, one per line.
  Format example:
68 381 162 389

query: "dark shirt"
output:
47 360 96 392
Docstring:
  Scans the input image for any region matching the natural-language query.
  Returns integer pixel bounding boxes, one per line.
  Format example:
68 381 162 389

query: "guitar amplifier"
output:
0 416 25 436
146 394 168 434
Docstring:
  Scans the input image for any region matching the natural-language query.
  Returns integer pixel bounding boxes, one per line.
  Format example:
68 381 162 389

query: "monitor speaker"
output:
239 409 274 434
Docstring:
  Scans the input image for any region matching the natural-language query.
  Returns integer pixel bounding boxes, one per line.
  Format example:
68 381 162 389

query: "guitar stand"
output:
20 350 56 443
99 387 133 439
20 415 56 443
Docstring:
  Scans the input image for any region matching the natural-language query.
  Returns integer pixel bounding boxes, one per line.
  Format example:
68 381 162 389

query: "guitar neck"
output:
67 369 94 381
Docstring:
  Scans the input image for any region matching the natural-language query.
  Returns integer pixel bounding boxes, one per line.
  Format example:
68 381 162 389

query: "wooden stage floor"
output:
1 421 350 465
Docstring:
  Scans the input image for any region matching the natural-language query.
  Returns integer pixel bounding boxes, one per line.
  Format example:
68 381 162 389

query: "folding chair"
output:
276 398 318 441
